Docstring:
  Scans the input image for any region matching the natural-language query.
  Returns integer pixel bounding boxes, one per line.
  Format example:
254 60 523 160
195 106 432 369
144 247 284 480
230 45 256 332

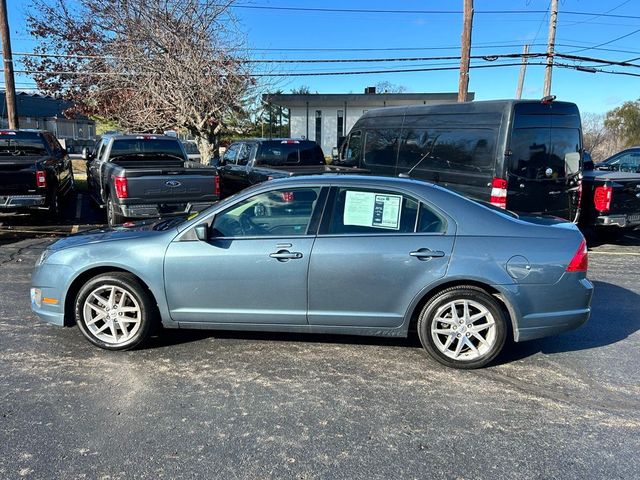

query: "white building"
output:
263 89 472 157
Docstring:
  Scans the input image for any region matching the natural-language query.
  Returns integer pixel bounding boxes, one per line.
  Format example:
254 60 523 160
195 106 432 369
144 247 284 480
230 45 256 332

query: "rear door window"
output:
0 132 48 156
509 128 580 180
327 187 445 235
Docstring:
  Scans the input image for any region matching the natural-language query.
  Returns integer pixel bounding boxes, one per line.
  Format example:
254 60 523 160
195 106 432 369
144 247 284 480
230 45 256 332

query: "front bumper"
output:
31 263 74 327
0 194 46 209
595 213 640 228
118 202 215 219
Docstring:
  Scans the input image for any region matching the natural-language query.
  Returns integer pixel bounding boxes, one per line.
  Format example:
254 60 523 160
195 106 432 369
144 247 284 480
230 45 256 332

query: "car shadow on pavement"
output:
498 280 640 363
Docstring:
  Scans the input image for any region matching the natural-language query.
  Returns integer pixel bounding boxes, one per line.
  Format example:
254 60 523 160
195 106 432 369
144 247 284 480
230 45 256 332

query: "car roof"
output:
102 134 179 140
232 138 317 144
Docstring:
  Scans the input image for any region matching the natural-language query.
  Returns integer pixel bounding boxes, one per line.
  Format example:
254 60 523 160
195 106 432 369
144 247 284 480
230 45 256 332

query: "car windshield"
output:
110 138 185 158
0 133 47 156
256 141 324 166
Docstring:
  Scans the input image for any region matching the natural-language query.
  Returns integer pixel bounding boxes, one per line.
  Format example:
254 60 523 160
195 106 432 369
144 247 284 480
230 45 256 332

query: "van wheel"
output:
75 272 155 351
107 197 125 227
417 286 507 369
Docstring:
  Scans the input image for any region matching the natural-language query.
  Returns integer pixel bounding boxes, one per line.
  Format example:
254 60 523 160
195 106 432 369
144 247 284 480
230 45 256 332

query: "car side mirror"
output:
81 147 92 161
194 223 209 241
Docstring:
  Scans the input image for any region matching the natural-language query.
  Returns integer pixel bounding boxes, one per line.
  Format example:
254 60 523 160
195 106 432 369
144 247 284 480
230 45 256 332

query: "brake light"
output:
0 130 16 135
566 239 588 272
36 171 47 188
490 177 508 209
114 176 128 199
593 185 612 213
281 140 300 144
281 192 294 202
214 175 220 196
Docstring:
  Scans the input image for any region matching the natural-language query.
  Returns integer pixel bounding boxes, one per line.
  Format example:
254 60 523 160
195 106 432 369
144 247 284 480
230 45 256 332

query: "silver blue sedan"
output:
31 175 593 369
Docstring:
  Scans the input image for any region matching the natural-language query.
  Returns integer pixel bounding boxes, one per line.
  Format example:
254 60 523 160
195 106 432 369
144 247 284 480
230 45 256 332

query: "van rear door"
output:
506 102 581 221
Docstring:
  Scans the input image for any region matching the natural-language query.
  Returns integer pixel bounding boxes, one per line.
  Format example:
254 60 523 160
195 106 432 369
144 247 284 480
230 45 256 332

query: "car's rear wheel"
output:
75 273 155 350
106 197 125 227
417 286 507 369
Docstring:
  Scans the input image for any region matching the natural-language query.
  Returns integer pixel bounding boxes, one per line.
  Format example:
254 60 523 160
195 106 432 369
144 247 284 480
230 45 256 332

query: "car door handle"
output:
269 250 303 261
410 249 445 260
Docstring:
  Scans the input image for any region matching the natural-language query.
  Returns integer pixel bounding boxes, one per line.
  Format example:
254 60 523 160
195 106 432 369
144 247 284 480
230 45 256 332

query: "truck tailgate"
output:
119 168 218 204
586 170 640 217
0 158 37 195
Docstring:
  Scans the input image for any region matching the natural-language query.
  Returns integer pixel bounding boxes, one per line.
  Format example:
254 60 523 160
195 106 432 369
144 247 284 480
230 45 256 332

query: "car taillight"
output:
114 176 128 199
593 185 612 213
281 192 294 202
214 175 220 196
490 177 507 209
566 239 588 272
36 171 47 188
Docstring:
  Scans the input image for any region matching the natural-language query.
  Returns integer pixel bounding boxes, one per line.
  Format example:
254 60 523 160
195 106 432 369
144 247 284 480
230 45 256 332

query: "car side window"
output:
327 188 446 235
94 140 106 161
210 187 322 238
223 144 239 164
237 144 250 166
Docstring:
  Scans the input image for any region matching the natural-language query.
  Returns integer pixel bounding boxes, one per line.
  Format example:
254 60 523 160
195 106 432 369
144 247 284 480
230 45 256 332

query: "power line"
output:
568 27 640 53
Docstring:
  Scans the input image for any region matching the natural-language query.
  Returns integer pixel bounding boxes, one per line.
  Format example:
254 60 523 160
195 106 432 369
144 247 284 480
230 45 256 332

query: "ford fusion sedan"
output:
31 175 593 369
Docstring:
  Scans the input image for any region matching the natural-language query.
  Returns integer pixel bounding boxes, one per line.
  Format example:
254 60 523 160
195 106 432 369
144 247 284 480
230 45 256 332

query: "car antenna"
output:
399 134 440 178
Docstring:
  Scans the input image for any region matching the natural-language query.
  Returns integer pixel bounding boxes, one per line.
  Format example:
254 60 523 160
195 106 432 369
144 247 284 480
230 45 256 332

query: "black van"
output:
336 99 583 221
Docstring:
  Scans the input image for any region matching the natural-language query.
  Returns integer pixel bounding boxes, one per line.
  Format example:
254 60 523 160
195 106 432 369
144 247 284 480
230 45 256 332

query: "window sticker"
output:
344 191 402 230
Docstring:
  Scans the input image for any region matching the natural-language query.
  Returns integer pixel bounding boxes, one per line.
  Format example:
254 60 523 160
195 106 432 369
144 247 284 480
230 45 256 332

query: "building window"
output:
315 110 322 143
337 109 344 143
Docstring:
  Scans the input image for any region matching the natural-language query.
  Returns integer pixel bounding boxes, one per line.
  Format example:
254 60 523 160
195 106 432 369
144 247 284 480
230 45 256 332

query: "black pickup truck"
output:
580 148 640 235
0 129 74 217
218 139 362 198
85 134 220 227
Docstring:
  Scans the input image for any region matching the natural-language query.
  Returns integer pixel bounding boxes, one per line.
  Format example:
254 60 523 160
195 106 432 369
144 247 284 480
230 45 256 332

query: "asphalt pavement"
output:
0 204 639 479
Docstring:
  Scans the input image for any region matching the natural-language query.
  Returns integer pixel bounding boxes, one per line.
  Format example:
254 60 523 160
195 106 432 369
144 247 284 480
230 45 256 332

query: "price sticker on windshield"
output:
344 191 402 230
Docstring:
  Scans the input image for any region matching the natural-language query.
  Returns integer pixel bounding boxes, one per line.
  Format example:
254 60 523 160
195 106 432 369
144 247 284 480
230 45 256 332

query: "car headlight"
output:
36 249 51 266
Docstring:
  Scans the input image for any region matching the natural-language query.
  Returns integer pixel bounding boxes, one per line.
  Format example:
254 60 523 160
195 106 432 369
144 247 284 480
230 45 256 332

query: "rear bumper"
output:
117 201 216 218
0 194 46 209
497 275 594 342
594 213 640 228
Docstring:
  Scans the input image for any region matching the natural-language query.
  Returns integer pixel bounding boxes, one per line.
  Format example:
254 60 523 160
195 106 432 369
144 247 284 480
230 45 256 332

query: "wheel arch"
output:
63 266 159 327
406 279 519 341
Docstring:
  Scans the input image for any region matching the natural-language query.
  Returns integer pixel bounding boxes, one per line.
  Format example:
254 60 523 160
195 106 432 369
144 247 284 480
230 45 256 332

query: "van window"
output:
340 130 362 167
363 129 399 167
398 129 495 173
509 128 580 180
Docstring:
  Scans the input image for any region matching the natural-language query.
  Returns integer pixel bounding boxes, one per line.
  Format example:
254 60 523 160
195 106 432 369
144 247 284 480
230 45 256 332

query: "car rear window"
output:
0 132 47 156
256 141 325 166
110 138 185 158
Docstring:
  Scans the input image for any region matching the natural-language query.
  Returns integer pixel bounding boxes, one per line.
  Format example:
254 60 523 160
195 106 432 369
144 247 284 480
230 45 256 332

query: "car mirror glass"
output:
194 223 209 241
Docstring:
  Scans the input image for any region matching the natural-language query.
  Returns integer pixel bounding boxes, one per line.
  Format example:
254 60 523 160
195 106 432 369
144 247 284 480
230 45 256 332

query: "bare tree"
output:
25 0 257 164
582 112 623 162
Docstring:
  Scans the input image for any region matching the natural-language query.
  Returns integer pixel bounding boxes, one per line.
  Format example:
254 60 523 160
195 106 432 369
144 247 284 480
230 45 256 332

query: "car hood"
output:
47 223 170 252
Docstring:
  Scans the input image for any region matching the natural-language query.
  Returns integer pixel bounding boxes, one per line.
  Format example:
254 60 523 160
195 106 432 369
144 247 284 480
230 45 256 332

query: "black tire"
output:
417 286 507 369
106 197 125 227
75 272 156 351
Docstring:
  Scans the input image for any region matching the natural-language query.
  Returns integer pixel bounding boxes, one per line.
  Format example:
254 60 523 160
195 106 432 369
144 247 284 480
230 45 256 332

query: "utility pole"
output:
458 0 474 102
543 0 558 97
515 44 530 99
0 0 17 129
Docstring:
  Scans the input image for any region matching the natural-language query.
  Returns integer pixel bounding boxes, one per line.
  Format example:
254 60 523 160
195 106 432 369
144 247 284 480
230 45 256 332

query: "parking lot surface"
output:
0 205 639 479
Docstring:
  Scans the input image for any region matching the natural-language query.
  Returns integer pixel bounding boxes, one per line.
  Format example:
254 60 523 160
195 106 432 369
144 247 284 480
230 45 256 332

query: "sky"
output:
3 0 640 115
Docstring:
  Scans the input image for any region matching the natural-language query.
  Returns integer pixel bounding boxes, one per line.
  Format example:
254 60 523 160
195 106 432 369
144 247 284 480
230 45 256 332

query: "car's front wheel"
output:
417 286 507 369
75 272 155 350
